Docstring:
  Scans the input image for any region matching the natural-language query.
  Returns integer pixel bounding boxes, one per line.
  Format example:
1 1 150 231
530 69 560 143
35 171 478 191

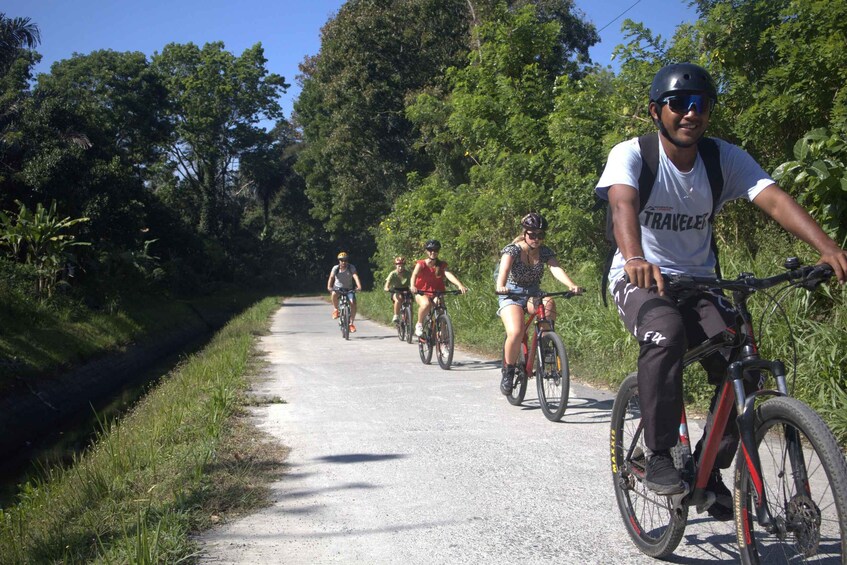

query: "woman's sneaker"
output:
643 451 686 495
415 323 424 337
500 364 515 395
392 314 399 323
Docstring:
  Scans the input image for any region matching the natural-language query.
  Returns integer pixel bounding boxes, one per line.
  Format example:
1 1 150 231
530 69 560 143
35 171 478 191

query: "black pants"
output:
612 278 743 469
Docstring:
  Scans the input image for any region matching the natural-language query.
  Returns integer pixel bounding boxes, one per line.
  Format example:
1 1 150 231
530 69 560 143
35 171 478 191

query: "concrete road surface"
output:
198 296 739 564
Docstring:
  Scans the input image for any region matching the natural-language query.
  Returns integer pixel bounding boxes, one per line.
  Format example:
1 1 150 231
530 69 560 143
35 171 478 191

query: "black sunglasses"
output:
525 231 544 240
660 93 714 115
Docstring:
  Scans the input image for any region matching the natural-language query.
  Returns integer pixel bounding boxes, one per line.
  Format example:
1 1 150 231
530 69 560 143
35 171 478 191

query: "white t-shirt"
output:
595 134 774 289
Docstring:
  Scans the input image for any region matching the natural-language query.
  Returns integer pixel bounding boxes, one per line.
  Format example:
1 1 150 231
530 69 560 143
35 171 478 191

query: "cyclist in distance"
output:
409 239 468 337
327 251 363 332
595 62 847 519
495 212 583 395
383 256 411 323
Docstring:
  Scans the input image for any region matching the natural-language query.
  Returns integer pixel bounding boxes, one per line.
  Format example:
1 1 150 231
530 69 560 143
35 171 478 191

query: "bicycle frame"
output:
418 291 457 335
658 286 806 528
517 299 553 378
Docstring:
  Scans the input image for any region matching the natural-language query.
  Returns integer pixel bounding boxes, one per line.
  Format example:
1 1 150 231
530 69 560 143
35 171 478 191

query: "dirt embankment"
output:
0 303 240 458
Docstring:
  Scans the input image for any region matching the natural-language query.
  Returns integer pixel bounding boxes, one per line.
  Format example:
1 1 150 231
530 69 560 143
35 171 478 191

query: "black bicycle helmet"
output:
520 213 548 231
650 63 717 104
424 239 441 251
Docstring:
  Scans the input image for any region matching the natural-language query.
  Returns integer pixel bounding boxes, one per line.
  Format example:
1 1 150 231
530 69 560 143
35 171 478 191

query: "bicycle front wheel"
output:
735 396 847 564
418 319 433 364
535 332 569 422
610 372 687 558
401 304 412 343
340 304 350 340
435 313 454 369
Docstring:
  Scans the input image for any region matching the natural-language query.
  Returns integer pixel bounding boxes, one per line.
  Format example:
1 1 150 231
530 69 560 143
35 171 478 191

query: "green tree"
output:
695 0 847 168
152 42 288 237
15 50 170 252
0 13 40 72
378 3 598 276
295 0 474 248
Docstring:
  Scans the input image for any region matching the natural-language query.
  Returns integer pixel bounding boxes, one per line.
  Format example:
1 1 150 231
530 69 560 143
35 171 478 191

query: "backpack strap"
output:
600 134 659 306
637 133 659 210
697 137 724 278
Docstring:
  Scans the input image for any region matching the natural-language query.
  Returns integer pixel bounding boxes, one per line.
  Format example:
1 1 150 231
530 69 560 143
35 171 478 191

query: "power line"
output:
596 0 643 33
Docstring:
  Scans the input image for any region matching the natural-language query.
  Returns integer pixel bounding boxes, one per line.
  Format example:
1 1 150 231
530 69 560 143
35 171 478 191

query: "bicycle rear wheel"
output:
535 332 569 421
435 313 454 369
610 372 687 558
418 318 433 364
401 304 413 343
340 303 350 340
503 338 527 406
735 396 847 564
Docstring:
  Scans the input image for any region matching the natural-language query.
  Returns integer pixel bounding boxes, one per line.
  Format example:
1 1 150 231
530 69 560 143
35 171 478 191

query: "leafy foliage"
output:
773 128 847 244
0 200 89 296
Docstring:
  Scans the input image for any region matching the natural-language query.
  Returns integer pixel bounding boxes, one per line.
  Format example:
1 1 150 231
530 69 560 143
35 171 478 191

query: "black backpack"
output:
599 133 724 305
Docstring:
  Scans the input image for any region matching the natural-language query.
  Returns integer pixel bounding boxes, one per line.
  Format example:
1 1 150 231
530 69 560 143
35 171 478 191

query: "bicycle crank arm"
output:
670 484 692 518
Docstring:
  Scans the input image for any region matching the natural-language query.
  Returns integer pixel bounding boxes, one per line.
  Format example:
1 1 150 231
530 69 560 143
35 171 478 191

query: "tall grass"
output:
358 249 846 445
0 297 281 563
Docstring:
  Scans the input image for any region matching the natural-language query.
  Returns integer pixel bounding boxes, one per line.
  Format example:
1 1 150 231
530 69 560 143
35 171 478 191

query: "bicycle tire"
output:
418 316 433 364
735 396 847 564
402 304 413 344
340 303 350 340
503 337 527 406
435 313 454 370
396 303 405 341
535 332 569 422
610 372 688 558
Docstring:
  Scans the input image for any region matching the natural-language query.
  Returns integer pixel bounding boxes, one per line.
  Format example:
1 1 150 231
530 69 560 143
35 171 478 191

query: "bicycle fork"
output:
732 352 812 535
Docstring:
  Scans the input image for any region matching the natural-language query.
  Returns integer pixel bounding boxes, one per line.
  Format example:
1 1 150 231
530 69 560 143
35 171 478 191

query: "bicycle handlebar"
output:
495 289 581 299
663 260 833 294
387 287 411 293
414 289 464 296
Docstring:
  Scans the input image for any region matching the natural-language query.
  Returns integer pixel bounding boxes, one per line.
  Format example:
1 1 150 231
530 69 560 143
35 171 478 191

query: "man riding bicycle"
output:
409 239 468 337
327 251 363 333
595 63 847 519
383 256 411 323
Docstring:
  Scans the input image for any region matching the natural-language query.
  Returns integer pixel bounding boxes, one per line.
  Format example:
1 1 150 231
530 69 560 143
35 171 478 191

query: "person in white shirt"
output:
595 63 847 517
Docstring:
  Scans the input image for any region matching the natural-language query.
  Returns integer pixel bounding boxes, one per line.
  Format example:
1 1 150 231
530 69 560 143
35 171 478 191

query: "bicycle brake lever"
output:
799 264 834 290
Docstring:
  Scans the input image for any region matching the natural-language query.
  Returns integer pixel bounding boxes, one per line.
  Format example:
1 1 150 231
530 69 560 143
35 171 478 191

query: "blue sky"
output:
4 0 698 119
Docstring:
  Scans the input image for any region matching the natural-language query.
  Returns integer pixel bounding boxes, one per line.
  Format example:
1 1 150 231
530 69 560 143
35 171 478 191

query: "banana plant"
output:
0 200 90 296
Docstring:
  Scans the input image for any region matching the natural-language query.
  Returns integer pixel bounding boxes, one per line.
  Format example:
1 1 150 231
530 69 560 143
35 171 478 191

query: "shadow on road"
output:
315 453 407 464
560 396 614 424
449 359 500 371
352 335 396 341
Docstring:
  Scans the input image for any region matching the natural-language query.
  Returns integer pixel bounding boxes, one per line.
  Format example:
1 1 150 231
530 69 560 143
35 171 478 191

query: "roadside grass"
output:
358 246 846 445
0 296 288 564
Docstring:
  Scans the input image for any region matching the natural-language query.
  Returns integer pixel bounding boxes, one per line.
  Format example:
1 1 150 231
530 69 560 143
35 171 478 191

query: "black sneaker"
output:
643 451 686 495
500 365 515 395
705 470 733 521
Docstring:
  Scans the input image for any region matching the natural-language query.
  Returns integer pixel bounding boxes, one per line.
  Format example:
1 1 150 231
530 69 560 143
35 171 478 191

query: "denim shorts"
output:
497 282 539 315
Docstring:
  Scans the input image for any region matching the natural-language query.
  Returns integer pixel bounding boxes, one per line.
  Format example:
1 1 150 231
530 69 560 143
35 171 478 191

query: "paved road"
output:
198 296 738 564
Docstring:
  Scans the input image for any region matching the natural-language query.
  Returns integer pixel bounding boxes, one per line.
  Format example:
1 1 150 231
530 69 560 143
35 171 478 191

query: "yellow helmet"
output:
337 252 349 260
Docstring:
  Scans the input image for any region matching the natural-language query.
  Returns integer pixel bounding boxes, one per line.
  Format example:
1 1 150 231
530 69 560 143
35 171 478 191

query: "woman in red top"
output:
408 239 468 336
